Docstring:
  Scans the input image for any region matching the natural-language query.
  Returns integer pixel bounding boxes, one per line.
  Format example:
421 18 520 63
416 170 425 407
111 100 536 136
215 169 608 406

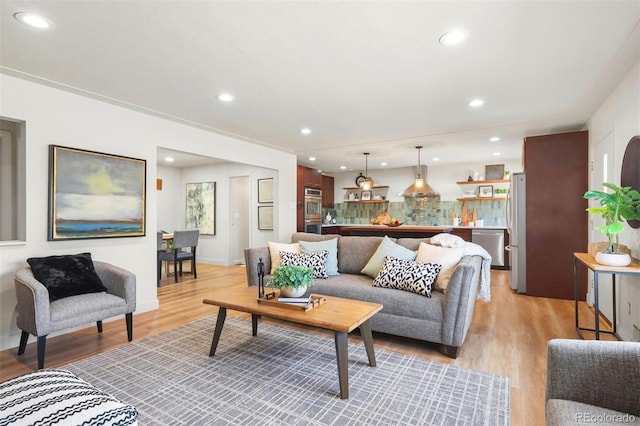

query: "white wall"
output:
331 159 522 202
166 162 277 265
0 74 296 350
587 60 640 341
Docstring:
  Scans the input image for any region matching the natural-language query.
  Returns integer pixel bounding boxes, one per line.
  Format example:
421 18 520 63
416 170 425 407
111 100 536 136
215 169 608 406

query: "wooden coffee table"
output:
202 286 383 399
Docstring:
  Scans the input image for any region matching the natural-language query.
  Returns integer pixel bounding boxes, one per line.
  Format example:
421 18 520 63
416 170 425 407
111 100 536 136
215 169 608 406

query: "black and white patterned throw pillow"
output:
372 256 442 297
280 250 329 279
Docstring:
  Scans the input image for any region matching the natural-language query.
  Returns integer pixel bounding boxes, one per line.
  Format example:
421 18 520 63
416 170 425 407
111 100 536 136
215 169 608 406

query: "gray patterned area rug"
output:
64 315 509 425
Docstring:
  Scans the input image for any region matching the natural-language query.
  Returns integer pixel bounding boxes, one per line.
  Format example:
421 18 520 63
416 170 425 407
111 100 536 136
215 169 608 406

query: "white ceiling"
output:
1 1 639 172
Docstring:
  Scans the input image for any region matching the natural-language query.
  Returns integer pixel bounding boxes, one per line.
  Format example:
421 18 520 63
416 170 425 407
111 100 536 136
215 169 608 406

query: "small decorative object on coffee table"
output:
268 264 313 297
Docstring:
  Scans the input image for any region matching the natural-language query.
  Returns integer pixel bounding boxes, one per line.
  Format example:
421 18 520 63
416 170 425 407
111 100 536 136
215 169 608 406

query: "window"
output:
0 117 26 243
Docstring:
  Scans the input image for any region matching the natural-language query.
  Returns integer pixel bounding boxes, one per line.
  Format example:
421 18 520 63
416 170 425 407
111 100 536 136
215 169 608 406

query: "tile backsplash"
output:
324 198 506 227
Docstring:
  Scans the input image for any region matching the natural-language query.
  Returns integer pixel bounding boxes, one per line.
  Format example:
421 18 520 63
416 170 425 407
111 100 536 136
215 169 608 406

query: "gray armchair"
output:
14 261 136 369
546 339 640 425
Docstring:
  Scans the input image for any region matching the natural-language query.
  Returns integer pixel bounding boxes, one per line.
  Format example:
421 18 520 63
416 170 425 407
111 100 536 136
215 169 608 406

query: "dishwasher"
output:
471 229 504 267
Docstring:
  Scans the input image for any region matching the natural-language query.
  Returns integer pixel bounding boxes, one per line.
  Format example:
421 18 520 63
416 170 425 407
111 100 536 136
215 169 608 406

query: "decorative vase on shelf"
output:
280 286 307 298
595 252 632 267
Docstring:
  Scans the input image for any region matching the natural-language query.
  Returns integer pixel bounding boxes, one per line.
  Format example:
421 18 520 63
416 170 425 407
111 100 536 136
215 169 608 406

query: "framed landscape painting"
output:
48 145 146 241
186 182 216 235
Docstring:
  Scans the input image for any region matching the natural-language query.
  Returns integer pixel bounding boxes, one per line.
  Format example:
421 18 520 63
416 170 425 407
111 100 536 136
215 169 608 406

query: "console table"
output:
573 252 640 340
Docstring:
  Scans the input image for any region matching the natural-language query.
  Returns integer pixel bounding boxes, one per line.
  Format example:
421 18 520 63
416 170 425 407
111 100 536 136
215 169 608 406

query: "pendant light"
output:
401 146 439 198
360 152 374 190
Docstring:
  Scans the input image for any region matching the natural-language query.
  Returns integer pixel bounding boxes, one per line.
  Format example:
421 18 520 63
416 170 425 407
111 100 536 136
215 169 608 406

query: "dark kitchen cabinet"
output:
524 130 588 300
302 166 322 189
296 166 305 232
322 175 335 208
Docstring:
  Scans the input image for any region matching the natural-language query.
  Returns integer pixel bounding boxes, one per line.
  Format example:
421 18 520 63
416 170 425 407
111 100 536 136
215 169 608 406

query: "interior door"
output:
230 176 250 265
589 131 615 317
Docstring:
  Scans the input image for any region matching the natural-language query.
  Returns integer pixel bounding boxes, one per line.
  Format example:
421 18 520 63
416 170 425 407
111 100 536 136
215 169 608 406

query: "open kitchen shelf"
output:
343 185 390 190
344 200 389 204
456 179 509 185
456 197 506 201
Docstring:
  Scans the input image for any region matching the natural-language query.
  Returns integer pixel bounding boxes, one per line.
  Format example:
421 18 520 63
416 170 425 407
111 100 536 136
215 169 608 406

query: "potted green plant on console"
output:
269 264 313 297
584 182 640 266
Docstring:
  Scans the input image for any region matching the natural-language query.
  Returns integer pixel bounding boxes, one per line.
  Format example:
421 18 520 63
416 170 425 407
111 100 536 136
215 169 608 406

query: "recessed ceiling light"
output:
490 137 500 142
439 30 467 46
469 99 485 108
300 128 312 135
216 93 234 102
380 162 387 166
308 156 316 161
165 157 175 162
340 166 347 170
493 152 501 156
14 12 55 29
432 157 440 161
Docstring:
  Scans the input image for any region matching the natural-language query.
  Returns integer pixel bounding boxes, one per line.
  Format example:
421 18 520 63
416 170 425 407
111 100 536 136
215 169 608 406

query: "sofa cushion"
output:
310 274 445 322
372 256 441 297
416 242 464 291
338 236 393 274
280 250 329 279
299 238 339 276
396 238 432 251
291 232 340 244
268 241 300 274
361 236 417 278
26 253 107 302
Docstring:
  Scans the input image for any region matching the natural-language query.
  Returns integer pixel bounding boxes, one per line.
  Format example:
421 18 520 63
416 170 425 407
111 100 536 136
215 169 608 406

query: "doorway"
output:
230 176 250 265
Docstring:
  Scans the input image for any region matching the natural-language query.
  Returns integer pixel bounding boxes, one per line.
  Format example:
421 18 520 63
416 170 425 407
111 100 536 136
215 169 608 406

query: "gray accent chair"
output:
546 339 640 425
169 230 199 283
14 261 136 369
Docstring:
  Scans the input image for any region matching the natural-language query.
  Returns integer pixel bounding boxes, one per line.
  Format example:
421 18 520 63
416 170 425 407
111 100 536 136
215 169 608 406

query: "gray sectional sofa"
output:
244 232 483 358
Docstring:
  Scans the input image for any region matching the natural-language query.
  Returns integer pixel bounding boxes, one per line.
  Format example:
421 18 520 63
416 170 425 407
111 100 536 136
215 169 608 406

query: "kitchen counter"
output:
322 224 506 230
322 224 452 238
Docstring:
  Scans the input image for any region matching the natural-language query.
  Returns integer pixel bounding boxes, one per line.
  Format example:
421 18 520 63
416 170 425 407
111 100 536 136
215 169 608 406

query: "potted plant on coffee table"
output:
584 182 640 266
268 264 313 297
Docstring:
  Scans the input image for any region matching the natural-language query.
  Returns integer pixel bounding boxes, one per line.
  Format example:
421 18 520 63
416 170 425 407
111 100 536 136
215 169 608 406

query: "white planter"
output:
280 286 307 298
595 252 632 267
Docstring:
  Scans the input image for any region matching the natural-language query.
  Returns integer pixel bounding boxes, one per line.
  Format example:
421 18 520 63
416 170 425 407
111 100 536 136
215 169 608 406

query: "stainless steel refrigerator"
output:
507 172 526 294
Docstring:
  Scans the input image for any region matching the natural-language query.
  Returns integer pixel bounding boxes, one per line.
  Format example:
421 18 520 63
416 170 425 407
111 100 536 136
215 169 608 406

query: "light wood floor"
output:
0 264 611 425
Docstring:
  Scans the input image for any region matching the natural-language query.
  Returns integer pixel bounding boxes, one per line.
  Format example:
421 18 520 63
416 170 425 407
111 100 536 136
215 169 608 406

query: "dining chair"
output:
170 230 199 283
157 232 174 285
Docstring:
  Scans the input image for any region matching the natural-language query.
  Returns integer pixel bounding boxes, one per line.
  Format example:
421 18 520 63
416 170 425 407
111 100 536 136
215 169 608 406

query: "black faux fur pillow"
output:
27 253 107 301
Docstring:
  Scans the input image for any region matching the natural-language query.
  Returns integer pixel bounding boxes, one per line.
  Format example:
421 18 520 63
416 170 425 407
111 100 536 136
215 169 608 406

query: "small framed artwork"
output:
485 164 505 180
258 205 274 230
478 185 494 198
257 178 273 203
361 190 372 201
186 182 216 235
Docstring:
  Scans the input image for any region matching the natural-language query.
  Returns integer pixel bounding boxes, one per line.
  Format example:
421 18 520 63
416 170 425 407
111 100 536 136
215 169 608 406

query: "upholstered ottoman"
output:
0 369 137 425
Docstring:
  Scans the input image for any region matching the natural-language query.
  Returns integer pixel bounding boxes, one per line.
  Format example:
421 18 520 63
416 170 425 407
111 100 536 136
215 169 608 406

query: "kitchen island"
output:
322 225 452 239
